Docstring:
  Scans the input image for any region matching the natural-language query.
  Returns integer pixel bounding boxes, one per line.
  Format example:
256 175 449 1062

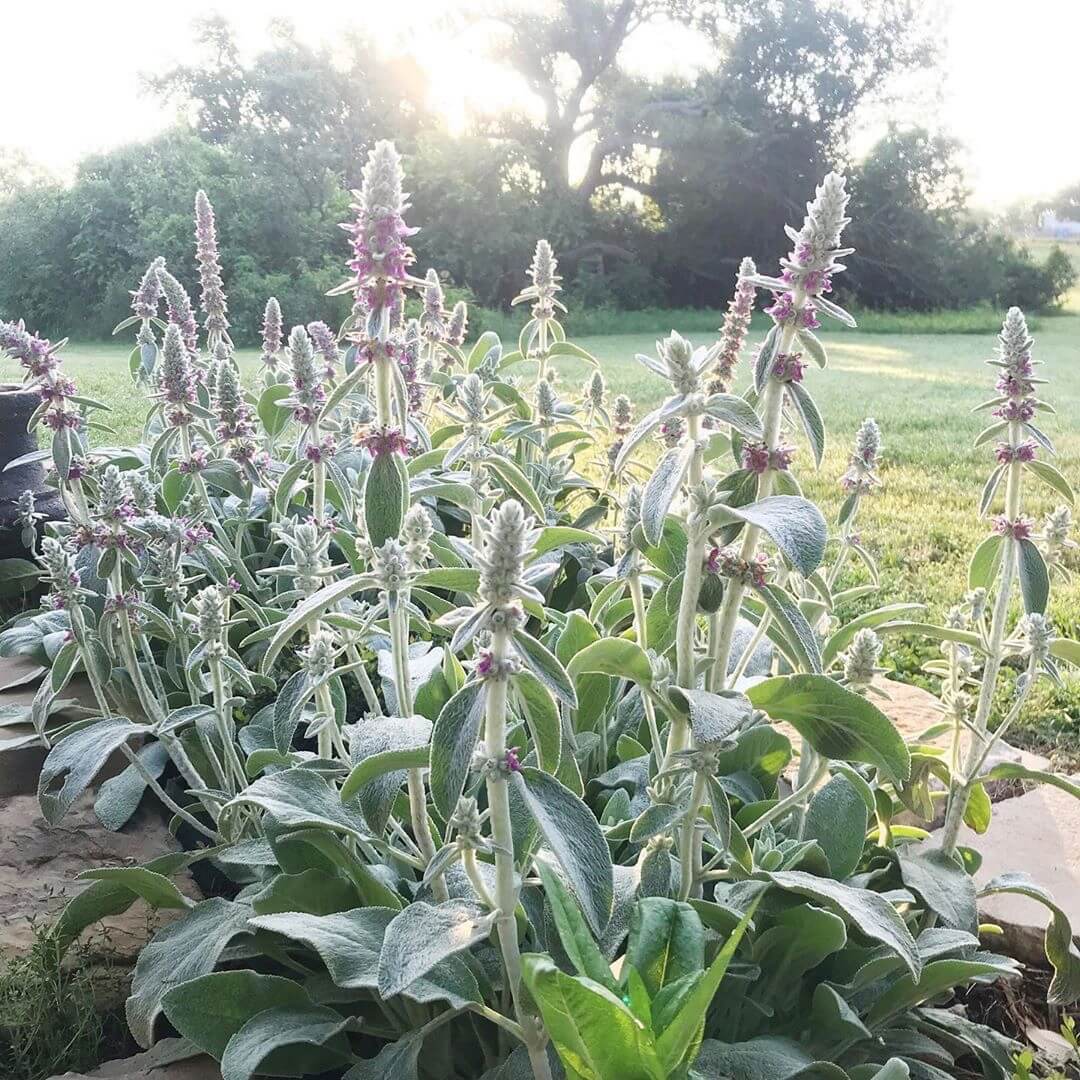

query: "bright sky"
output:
1 0 1078 208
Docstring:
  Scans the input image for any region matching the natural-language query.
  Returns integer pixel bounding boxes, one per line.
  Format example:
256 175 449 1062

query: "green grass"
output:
8 308 1080 756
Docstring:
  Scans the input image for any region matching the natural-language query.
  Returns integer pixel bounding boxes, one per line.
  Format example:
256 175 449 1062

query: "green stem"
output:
484 624 552 1080
678 772 708 900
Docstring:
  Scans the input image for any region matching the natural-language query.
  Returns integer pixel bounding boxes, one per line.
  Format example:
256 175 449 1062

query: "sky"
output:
1 0 1078 208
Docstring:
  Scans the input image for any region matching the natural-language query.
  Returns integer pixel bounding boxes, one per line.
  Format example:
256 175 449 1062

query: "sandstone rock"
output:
931 779 1080 966
48 1039 221 1080
0 791 201 960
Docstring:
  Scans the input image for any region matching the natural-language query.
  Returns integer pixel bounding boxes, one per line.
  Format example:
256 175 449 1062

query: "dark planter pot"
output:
0 385 65 557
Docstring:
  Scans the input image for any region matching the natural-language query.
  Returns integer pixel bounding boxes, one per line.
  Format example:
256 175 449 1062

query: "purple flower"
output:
993 515 1034 540
195 191 230 346
131 257 166 321
360 427 411 458
307 321 340 382
156 267 199 358
994 398 1036 423
712 259 756 392
504 748 522 773
772 352 807 384
995 440 1037 464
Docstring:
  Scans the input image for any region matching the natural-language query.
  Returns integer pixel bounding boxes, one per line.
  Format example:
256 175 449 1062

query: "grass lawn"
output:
9 307 1080 755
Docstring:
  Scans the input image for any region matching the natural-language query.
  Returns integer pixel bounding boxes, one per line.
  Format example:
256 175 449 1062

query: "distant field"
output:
7 306 1080 756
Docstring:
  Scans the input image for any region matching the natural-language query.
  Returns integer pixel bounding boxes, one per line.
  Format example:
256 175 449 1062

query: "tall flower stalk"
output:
194 190 230 351
939 308 1059 854
709 174 852 689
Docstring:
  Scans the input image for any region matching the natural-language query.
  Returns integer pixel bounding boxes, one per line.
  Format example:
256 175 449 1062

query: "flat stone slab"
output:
48 1039 220 1079
0 790 201 960
931 779 1080 963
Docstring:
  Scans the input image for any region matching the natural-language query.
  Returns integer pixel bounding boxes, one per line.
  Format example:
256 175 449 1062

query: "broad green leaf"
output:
345 1036 422 1079
898 844 977 932
78 867 193 912
261 573 364 672
567 638 652 688
1025 459 1075 504
865 957 1018 1027
712 496 827 577
515 671 562 772
127 898 253 1047
250 868 358 916
979 872 1080 1004
39 717 151 825
484 454 545 518
748 675 910 784
378 900 496 998
365 451 408 549
626 898 704 998
655 898 760 1073
251 907 481 1008
1016 537 1049 615
667 687 751 748
531 526 603 560
786 381 825 467
344 714 432 833
803 774 868 879
512 629 578 708
756 585 823 673
767 871 920 978
968 533 1004 591
224 768 369 840
536 858 618 991
642 446 692 547
220 1004 352 1080
694 1037 848 1080
430 681 488 819
521 954 666 1080
975 762 1080 801
257 383 293 437
518 767 613 936
161 970 310 1058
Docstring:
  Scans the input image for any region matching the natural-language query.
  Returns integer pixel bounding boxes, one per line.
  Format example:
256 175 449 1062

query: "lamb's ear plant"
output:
4 145 1080 1080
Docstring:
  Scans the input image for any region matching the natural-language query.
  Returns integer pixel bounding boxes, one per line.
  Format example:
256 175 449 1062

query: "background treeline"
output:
0 0 1075 345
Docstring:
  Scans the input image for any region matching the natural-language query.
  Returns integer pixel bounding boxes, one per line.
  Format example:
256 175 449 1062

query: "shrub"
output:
0 145 1078 1080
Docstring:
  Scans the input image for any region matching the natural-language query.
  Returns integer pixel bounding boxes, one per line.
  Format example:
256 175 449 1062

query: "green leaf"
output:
260 573 364 672
866 957 1018 1027
979 872 1080 1004
274 669 316 753
756 585 823 673
694 1038 849 1080
767 871 921 978
975 762 1080 801
786 381 825 467
703 392 764 438
968 533 1004 591
712 496 827 577
430 681 487 819
654 898 760 1073
531 527 604 560
536 858 618 992
224 768 369 840
642 446 692 547
161 970 311 1058
345 1036 422 1079
365 451 409 550
898 844 977 932
1025 459 1075 504
126 898 254 1048
822 604 927 669
378 900 496 998
567 638 652 688
521 954 666 1080
1017 537 1049 615
220 1004 352 1080
512 629 578 709
344 714 432 833
748 675 910 784
517 768 614 937
39 717 151 825
250 907 480 1008
803 774 868 879
414 567 481 593
666 688 751 748
515 671 562 772
78 867 193 912
257 383 293 437
484 454 545 518
250 868 358 916
626 898 704 999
